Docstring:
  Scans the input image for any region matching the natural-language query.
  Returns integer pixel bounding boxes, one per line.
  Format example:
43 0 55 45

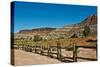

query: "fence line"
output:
12 42 97 62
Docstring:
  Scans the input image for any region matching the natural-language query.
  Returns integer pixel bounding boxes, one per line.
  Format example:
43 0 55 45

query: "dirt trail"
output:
13 49 61 66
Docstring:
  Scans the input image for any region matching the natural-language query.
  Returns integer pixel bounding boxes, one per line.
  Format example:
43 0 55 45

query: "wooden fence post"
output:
40 44 43 55
48 44 51 57
23 44 24 50
57 42 62 60
48 44 50 56
73 43 77 62
34 44 37 53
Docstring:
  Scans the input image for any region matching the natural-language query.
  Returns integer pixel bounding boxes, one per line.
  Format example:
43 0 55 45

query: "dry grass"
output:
13 36 97 49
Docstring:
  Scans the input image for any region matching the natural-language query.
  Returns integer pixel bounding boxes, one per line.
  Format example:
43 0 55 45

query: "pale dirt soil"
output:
12 49 61 66
12 48 97 66
61 48 97 62
77 48 97 62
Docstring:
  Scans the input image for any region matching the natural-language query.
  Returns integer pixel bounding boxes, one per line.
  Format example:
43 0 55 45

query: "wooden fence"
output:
12 42 97 62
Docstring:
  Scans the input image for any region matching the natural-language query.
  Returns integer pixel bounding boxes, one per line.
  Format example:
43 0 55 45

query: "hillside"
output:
14 14 97 38
66 14 97 37
78 14 97 26
17 27 56 35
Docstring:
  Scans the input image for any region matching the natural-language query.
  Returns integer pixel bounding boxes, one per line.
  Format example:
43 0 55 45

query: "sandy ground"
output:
77 48 97 62
61 48 97 62
12 49 61 66
12 48 97 66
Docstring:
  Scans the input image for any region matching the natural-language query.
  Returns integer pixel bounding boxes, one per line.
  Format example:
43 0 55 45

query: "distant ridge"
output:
17 27 56 35
78 14 97 26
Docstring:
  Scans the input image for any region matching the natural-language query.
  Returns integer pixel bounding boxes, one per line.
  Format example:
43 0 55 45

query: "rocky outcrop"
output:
17 27 56 36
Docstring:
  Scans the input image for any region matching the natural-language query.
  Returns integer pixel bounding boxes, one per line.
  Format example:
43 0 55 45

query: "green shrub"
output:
83 26 90 37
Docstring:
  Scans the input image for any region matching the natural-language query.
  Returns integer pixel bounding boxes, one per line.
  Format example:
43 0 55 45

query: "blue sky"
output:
12 1 97 33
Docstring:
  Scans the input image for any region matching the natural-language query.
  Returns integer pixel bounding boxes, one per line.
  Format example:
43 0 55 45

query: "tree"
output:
33 35 42 42
83 26 90 37
70 33 78 38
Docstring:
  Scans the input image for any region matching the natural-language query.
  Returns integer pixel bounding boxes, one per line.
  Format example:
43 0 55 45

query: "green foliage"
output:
83 26 90 37
70 33 78 38
58 36 64 39
33 35 42 42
